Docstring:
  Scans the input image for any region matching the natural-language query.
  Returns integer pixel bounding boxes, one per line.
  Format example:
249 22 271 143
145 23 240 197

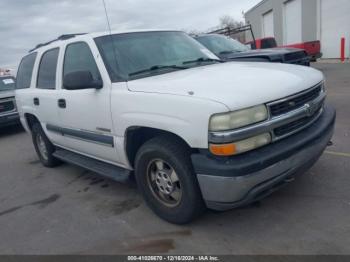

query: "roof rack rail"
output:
207 24 256 49
58 33 87 40
29 33 87 53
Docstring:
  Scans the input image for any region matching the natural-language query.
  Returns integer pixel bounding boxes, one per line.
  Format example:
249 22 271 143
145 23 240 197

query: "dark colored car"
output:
0 75 20 127
195 34 310 66
246 37 322 62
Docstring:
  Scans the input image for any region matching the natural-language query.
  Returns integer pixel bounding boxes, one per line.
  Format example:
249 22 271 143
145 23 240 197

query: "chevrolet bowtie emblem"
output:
288 101 296 107
305 102 317 117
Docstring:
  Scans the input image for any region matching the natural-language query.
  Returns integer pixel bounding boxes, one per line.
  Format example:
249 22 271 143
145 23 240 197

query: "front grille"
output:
274 109 321 137
284 51 306 62
0 100 15 114
269 85 322 117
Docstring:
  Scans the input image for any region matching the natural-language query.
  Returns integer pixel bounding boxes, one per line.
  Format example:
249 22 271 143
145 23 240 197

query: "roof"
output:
29 29 181 53
245 0 267 15
90 28 180 38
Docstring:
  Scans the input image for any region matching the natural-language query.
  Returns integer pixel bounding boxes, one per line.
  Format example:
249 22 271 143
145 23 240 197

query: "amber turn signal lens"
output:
209 143 237 156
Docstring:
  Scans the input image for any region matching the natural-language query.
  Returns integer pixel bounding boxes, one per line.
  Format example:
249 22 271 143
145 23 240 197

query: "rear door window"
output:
16 53 37 89
37 48 59 89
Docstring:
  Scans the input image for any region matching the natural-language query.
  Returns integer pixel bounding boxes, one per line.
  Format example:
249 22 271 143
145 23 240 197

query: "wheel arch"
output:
24 113 41 131
125 126 197 168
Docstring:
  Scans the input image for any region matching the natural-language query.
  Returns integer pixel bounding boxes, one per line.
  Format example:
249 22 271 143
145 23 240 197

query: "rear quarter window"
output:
261 38 277 49
16 52 37 89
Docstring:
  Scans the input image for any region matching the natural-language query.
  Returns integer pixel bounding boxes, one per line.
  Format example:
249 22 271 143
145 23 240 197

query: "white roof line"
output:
29 29 182 53
90 28 182 37
245 0 267 15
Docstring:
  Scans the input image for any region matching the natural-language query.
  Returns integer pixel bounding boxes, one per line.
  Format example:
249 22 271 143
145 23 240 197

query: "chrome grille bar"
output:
0 97 17 116
209 89 326 144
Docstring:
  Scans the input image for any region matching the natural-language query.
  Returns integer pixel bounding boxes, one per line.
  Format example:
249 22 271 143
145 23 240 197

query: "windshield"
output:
94 31 220 81
0 76 15 91
196 34 249 55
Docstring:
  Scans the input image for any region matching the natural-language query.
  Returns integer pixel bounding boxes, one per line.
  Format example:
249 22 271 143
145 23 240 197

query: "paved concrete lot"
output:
0 63 349 255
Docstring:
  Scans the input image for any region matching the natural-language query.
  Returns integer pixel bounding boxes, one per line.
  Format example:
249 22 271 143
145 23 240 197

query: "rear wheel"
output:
32 123 61 167
135 136 205 224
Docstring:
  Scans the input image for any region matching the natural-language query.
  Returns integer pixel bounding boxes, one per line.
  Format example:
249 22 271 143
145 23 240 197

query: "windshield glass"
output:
196 34 249 55
0 76 15 91
94 31 219 81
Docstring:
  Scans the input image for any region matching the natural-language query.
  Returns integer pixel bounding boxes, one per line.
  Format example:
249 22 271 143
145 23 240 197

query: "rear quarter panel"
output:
281 41 321 56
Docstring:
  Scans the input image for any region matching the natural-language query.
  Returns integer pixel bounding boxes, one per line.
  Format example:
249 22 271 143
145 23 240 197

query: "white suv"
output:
15 30 335 224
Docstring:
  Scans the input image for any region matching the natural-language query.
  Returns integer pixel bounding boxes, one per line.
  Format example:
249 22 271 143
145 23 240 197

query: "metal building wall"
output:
245 0 317 45
319 0 350 58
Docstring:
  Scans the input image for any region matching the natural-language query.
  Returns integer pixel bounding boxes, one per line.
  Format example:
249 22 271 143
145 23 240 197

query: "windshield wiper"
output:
182 57 223 65
219 50 235 55
219 50 245 55
129 65 188 77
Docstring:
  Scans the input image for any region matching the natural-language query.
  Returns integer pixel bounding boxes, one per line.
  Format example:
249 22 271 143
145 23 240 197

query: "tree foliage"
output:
219 15 244 29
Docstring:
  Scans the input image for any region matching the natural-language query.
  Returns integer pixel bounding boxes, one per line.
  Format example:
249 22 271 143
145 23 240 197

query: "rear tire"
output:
32 123 61 168
135 135 205 224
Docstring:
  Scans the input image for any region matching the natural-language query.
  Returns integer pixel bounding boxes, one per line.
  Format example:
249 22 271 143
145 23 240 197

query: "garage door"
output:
321 0 350 58
262 10 274 38
283 0 302 45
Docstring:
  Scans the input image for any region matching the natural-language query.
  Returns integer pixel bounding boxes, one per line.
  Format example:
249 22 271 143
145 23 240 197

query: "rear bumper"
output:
191 105 336 211
0 112 20 127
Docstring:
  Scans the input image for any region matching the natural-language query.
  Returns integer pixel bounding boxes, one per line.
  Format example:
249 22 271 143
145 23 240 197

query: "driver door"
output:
55 40 119 164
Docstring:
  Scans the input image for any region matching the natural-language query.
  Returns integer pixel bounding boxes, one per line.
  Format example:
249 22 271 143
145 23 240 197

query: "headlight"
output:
209 133 271 156
209 105 268 132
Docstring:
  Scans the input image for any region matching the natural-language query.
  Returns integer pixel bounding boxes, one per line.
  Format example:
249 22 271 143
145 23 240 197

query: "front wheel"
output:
135 136 205 224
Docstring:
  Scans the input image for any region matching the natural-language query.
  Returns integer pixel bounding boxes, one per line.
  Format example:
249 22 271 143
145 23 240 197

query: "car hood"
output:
0 90 15 99
221 48 305 60
127 62 323 111
268 47 305 53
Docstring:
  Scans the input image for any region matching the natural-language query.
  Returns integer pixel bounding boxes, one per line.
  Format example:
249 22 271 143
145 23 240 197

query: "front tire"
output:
135 136 205 224
32 123 61 167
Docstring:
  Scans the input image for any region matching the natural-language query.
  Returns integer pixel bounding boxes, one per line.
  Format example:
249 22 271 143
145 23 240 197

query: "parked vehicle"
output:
195 34 310 66
0 75 19 127
246 37 322 62
15 30 335 224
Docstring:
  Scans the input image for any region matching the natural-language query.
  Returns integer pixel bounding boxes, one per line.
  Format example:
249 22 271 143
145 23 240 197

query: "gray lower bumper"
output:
194 105 335 211
0 112 20 127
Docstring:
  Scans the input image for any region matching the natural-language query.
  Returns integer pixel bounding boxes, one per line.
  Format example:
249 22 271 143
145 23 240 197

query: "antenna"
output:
101 0 123 81
102 0 113 35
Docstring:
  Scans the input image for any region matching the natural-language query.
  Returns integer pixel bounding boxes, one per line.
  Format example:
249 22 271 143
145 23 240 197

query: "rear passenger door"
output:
33 48 62 145
33 48 59 134
56 41 118 164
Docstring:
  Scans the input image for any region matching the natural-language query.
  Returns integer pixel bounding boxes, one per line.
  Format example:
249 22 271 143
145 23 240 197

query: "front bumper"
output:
0 112 20 127
286 57 310 66
310 53 323 62
191 105 336 211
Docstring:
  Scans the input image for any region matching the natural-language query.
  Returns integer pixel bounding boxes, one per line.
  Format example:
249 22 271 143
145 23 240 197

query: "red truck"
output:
246 37 322 62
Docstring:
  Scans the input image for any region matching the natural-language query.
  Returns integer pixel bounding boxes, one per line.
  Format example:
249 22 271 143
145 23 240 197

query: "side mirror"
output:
63 71 103 90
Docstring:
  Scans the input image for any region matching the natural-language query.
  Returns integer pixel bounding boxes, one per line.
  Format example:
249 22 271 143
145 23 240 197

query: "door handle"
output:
33 97 40 106
58 99 66 108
